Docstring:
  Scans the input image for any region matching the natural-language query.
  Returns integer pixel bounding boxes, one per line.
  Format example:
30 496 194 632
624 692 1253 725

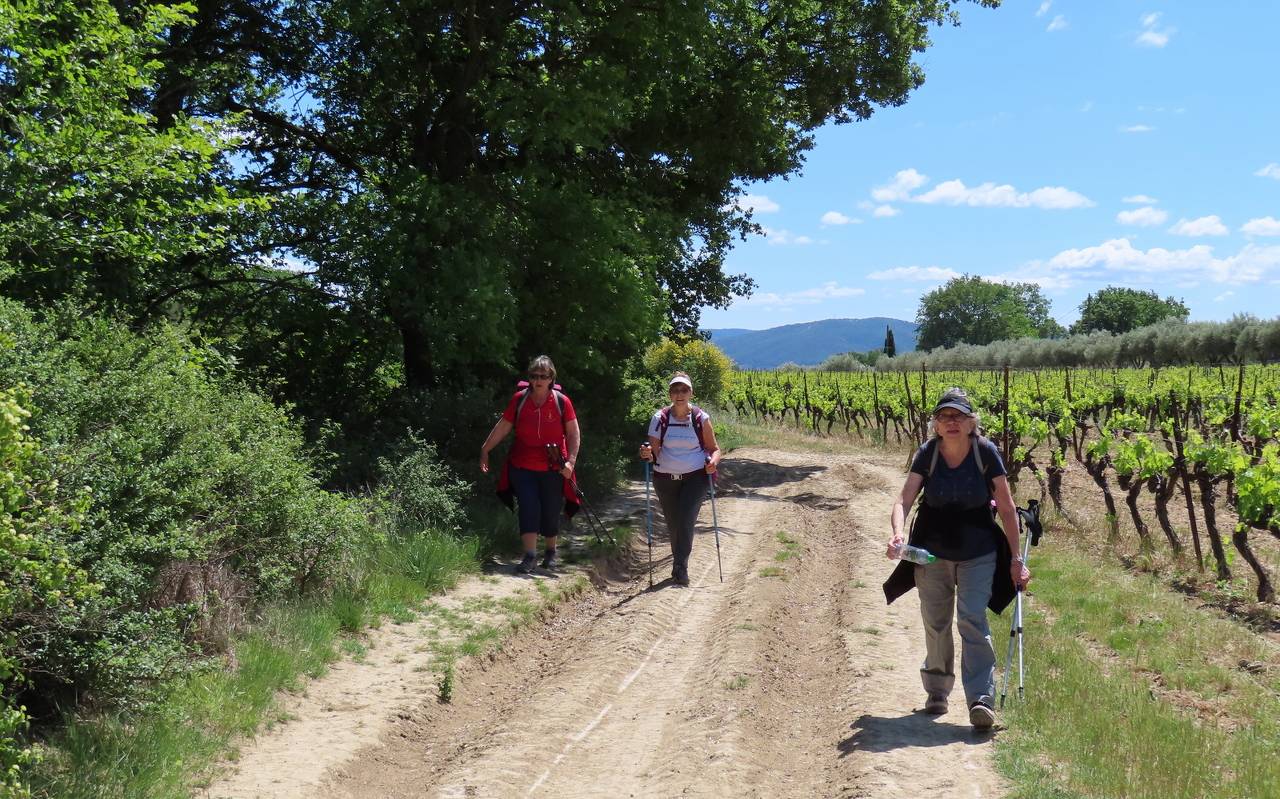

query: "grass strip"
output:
995 539 1280 799
31 532 482 799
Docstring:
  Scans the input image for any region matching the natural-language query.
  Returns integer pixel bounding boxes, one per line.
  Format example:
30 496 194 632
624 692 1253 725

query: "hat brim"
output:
668 376 693 389
932 400 974 415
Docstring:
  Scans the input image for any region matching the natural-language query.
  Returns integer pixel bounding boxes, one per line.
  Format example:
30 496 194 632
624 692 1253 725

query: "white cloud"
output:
747 282 866 309
1136 12 1174 47
1121 124 1154 133
1047 15 1068 32
820 211 861 226
1036 1 1052 17
735 193 780 214
1122 194 1159 204
1037 238 1280 285
873 204 900 218
1080 100 1095 113
1214 291 1235 302
911 179 1094 209
1256 163 1280 179
867 266 962 282
871 168 929 202
1168 215 1229 237
762 227 813 246
1116 206 1168 227
1241 216 1280 237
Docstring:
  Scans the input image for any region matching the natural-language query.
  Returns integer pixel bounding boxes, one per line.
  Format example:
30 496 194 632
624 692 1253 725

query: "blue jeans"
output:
508 466 563 536
915 550 997 706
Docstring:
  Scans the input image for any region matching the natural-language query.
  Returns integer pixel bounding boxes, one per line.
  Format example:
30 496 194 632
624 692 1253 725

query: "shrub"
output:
641 338 733 406
0 301 377 714
1 386 98 797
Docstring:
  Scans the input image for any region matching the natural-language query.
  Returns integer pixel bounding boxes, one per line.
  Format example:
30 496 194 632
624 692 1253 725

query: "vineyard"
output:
726 365 1280 602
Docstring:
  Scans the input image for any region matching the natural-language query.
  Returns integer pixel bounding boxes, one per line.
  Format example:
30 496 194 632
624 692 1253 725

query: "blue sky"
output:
701 1 1280 331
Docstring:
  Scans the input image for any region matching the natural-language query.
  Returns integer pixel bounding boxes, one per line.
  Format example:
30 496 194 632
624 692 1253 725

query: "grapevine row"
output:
727 365 1280 601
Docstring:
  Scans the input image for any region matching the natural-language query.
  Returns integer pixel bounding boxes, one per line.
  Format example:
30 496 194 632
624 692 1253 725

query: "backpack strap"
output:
655 405 708 468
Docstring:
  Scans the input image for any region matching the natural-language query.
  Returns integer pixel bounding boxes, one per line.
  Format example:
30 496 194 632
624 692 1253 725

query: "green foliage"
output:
642 338 733 406
0 300 376 716
0 387 98 797
886 316 1280 370
374 439 471 537
0 0 263 310
1072 287 1190 335
883 326 897 358
915 275 1060 351
817 350 879 371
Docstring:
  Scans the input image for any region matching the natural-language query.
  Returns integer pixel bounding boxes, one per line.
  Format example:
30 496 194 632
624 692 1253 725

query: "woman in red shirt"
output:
480 355 581 573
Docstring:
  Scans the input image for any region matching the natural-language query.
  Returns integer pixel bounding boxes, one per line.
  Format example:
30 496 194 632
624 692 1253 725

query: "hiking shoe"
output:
969 700 995 729
673 570 690 587
516 553 538 574
923 695 948 715
540 551 558 570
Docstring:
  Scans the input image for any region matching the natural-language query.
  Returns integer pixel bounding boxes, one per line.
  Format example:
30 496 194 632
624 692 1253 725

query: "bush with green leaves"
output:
1 385 98 797
641 338 733 406
0 300 376 714
375 437 470 538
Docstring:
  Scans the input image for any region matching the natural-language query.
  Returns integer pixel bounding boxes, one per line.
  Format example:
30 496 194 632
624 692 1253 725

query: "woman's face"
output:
669 383 693 404
934 409 974 438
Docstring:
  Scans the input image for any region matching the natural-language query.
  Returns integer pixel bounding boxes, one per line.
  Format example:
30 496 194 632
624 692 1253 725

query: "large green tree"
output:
5 0 1002 469
0 0 266 313
1071 286 1190 335
916 275 1060 350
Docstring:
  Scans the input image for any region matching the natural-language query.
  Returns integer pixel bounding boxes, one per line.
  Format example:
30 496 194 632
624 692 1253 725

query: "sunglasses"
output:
529 372 552 380
934 411 968 422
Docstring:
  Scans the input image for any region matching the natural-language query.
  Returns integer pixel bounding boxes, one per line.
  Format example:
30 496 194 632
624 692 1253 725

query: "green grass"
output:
723 675 750 691
995 539 1280 799
30 531 484 799
774 531 801 562
758 566 785 578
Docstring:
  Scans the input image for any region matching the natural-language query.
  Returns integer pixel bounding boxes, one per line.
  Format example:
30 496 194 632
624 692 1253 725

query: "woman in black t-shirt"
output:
885 388 1031 730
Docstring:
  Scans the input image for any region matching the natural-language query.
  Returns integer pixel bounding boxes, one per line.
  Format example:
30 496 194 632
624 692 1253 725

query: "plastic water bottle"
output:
894 542 937 565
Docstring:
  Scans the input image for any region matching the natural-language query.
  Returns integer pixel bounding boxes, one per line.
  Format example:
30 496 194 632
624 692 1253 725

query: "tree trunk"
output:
1085 459 1121 540
1194 471 1232 582
1233 526 1275 603
1117 474 1154 552
399 319 435 390
1150 475 1183 554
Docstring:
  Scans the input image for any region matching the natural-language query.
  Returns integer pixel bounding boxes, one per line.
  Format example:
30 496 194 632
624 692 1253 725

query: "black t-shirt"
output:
908 437 1007 561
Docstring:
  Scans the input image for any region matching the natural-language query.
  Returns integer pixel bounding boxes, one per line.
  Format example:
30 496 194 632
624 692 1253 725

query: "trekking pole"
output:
1001 500 1043 709
643 454 654 588
707 465 723 583
546 444 607 545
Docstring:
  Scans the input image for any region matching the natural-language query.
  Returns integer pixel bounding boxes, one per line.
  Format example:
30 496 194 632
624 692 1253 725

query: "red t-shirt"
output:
502 390 577 471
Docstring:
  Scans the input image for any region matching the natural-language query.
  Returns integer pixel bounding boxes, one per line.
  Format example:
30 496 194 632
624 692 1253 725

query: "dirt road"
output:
206 446 1007 798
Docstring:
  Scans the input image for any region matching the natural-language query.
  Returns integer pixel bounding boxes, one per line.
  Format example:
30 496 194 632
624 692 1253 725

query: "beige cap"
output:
668 375 693 389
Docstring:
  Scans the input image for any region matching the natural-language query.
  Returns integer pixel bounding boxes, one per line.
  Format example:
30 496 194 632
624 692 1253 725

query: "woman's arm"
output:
888 472 925 557
561 418 581 478
992 475 1031 586
479 417 514 473
702 420 721 473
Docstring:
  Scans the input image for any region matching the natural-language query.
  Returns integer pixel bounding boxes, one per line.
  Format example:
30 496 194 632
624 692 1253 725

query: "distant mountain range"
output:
707 317 918 369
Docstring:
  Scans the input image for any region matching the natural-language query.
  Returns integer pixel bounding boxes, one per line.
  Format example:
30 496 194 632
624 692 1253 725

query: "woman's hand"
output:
639 442 653 461
886 535 904 560
704 453 719 474
1012 559 1031 588
560 460 575 479
480 450 490 474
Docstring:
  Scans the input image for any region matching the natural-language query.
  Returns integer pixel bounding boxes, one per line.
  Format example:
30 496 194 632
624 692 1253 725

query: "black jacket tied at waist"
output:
882 502 1016 614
